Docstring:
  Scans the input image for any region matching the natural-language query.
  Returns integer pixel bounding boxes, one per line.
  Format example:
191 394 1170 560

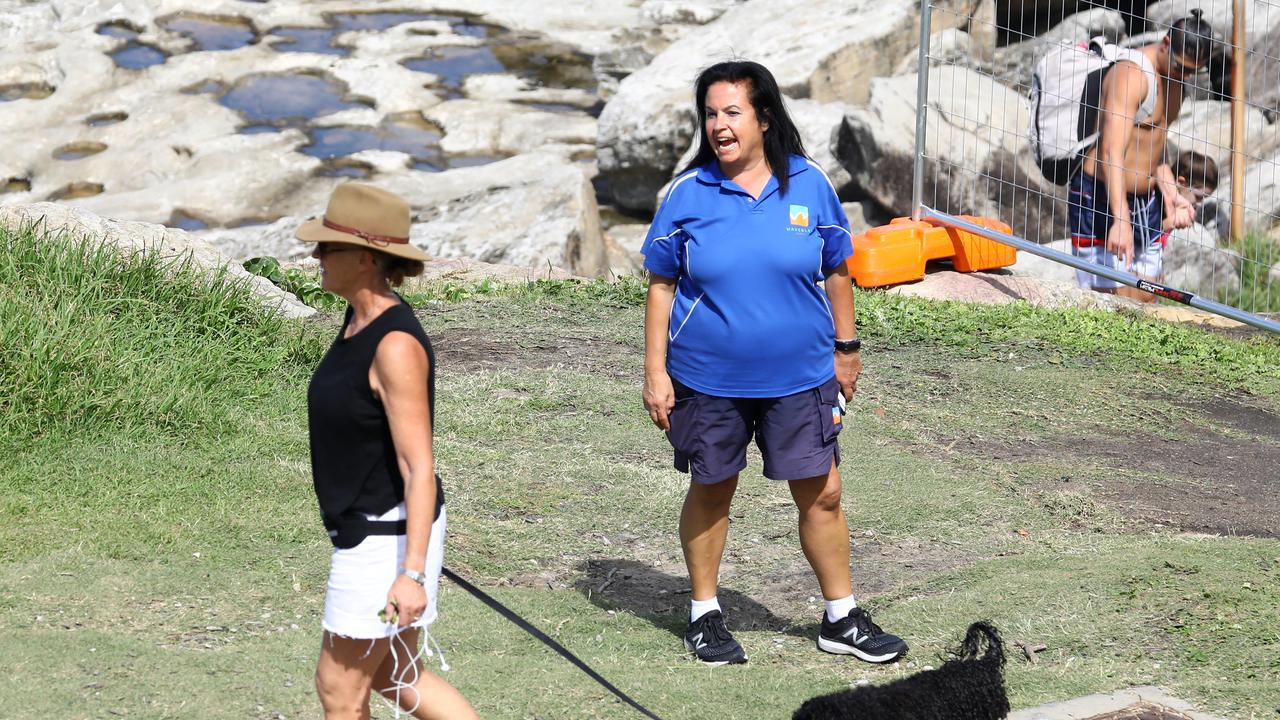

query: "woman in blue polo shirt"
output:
641 60 908 666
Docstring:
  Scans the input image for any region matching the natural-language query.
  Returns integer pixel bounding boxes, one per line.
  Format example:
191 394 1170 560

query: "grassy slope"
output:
1 223 1278 718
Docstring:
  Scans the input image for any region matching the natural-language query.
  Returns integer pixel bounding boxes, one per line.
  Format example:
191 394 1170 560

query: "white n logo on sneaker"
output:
692 632 707 649
842 627 863 644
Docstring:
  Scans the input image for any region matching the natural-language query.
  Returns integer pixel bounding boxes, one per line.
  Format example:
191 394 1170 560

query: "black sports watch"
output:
834 337 862 353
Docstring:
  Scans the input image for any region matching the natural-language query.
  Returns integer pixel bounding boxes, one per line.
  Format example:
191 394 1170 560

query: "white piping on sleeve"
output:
819 289 834 326
808 159 852 250
669 232 701 342
659 170 698 207
683 232 693 280
648 229 684 245
805 159 839 194
669 293 705 343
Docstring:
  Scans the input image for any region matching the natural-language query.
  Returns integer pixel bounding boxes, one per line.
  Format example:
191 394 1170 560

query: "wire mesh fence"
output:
913 0 1280 325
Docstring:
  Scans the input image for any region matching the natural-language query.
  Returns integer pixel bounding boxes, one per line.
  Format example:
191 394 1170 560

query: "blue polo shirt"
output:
641 155 853 398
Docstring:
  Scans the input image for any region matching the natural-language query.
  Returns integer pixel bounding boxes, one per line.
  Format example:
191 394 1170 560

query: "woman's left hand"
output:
835 351 861 402
386 575 428 628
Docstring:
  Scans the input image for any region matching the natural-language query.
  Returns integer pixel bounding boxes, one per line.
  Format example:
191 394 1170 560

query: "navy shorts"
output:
1068 172 1168 288
667 376 844 485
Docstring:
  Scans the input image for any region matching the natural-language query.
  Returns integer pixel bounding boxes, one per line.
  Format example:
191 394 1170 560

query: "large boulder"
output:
201 151 609 277
640 0 739 25
590 2 739 101
970 0 998 51
424 100 596 157
1246 26 1280 116
1168 101 1271 169
0 202 314 318
835 66 1066 242
893 1 996 76
1213 138 1280 237
894 28 982 76
596 0 970 213
1009 238 1079 286
990 8 1127 87
381 153 608 277
1163 223 1242 299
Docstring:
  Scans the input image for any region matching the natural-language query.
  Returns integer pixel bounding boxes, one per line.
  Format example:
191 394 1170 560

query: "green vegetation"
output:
1 223 323 444
1216 231 1280 315
244 255 344 311
2 224 1278 719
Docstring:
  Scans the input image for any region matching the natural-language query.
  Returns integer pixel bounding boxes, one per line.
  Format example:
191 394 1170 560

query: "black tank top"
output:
307 299 444 522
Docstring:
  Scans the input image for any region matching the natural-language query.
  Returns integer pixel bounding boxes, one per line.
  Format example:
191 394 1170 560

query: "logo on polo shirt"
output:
789 205 810 227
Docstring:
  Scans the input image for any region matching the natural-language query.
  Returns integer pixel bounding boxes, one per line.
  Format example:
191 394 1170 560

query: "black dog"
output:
793 621 1010 720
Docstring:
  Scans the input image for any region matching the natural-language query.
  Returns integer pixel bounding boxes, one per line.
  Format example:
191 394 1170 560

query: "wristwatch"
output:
834 337 862 353
400 568 428 586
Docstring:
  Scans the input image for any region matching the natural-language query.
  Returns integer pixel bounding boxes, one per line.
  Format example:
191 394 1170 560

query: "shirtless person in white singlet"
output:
1069 11 1216 300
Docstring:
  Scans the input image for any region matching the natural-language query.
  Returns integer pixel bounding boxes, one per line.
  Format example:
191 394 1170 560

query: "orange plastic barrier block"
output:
846 216 1017 288
847 220 928 287
948 216 1016 272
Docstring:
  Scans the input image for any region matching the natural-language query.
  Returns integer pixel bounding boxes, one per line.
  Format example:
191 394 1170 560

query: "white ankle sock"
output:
690 597 721 623
825 595 857 623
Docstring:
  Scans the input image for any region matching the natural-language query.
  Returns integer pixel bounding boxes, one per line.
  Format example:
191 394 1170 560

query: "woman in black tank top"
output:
298 183 477 720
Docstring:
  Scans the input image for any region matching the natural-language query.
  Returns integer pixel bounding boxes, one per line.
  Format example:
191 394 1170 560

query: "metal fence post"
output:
910 0 932 222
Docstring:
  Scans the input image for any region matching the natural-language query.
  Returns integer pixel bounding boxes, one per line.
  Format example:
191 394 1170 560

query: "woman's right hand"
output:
643 370 675 432
385 574 427 628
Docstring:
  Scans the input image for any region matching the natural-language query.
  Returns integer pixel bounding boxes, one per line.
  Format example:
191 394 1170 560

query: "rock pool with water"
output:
160 15 257 52
219 73 367 127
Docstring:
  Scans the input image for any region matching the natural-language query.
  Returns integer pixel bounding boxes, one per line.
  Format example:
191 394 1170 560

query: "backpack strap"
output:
1096 40 1159 125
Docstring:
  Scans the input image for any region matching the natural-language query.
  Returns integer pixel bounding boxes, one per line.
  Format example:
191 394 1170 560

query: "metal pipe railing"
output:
919 206 1280 334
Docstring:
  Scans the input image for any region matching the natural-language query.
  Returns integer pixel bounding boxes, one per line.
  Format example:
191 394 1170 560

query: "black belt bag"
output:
322 512 407 550
321 475 445 549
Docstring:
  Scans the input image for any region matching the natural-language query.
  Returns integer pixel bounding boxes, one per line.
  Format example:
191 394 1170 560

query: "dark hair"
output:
375 253 425 287
1171 150 1219 191
1168 9 1215 68
680 60 807 198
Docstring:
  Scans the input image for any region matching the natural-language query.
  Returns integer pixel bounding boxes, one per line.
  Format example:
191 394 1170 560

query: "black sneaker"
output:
817 607 908 663
683 610 747 666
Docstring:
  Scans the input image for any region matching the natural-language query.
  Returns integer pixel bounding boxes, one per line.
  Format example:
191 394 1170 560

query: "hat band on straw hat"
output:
322 217 409 247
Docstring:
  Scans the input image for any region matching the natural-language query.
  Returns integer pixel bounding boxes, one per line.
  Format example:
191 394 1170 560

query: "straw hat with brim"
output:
296 182 429 262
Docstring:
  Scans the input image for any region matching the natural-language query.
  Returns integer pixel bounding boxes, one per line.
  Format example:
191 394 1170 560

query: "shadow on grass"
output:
573 558 816 640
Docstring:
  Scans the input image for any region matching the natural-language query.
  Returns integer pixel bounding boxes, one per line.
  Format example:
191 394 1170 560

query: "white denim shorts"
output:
1073 237 1166 290
323 503 446 639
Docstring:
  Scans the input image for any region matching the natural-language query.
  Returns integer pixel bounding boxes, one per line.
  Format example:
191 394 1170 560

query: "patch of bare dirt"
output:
937 402 1279 538
1180 395 1280 442
1058 426 1279 537
431 327 638 379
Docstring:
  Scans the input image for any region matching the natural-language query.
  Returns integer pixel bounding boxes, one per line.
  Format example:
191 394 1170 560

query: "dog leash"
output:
441 567 667 720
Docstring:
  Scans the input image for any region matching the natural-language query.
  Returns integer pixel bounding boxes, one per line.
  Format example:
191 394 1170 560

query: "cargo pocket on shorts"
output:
818 379 845 444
